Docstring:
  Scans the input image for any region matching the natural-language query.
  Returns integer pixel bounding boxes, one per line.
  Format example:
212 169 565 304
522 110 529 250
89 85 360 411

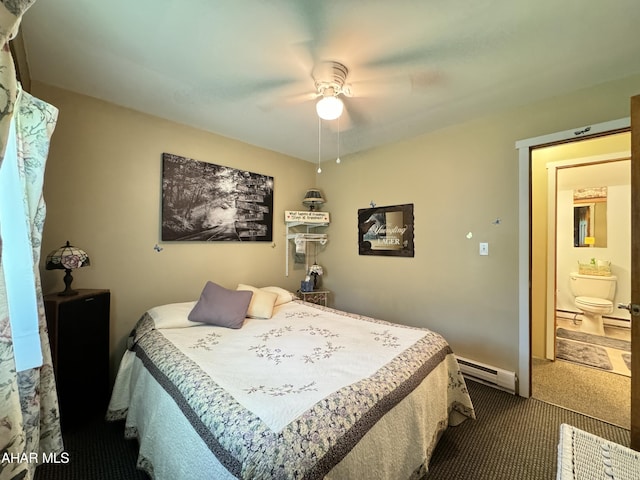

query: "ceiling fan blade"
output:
289 41 318 81
348 69 444 98
178 76 302 105
328 97 368 132
345 98 370 127
363 45 443 70
361 22 502 72
409 71 446 90
290 2 329 64
349 77 412 97
311 61 335 83
327 107 352 132
231 77 303 99
258 90 318 111
284 91 320 104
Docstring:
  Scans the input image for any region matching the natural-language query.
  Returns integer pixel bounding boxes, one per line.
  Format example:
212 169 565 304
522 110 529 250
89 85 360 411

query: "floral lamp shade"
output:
45 241 90 296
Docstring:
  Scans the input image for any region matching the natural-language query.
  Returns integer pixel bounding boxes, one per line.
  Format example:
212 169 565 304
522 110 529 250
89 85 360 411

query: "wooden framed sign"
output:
357 203 414 257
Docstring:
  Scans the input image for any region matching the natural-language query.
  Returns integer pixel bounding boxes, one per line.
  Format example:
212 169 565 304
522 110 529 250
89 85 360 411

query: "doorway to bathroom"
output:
529 132 631 428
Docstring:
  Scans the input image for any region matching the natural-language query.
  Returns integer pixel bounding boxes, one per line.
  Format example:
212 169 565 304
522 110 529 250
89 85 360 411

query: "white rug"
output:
557 424 639 480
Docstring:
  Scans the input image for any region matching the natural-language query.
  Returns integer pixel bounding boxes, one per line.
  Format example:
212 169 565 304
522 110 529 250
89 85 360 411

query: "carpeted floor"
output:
425 380 630 480
532 356 631 429
34 415 147 480
530 320 632 429
34 380 631 480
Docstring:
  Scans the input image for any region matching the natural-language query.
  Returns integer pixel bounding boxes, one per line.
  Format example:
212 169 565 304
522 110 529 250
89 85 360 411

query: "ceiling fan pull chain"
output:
317 117 322 173
336 117 341 164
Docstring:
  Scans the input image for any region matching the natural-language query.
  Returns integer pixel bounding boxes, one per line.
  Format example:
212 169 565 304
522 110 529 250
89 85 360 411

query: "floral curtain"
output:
0 1 64 480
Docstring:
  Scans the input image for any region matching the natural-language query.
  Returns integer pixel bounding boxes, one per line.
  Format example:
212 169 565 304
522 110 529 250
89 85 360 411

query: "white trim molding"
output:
515 117 630 398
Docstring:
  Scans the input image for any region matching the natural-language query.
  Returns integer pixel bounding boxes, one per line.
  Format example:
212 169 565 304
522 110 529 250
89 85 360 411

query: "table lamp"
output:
45 241 91 296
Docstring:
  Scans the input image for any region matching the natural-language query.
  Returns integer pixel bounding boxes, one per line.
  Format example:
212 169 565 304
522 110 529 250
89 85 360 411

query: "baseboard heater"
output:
556 309 630 328
455 355 517 395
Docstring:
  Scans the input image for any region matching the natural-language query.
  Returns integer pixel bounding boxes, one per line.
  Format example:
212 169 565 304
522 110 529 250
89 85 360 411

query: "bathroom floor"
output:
531 317 631 428
531 355 631 428
556 316 630 340
556 317 631 377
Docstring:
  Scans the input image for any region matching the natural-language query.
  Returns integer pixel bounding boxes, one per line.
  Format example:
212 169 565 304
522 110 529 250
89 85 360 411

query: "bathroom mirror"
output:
573 187 607 248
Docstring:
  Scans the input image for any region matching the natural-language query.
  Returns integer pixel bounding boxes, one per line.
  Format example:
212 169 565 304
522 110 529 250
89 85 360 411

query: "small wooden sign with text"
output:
285 211 330 223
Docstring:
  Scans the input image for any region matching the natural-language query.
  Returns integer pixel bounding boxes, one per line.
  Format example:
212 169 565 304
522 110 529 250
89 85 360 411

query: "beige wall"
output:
316 74 640 375
33 82 316 376
34 73 640 386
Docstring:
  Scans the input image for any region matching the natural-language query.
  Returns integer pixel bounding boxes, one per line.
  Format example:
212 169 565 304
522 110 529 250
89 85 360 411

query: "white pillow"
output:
237 284 278 319
147 301 201 329
261 286 297 306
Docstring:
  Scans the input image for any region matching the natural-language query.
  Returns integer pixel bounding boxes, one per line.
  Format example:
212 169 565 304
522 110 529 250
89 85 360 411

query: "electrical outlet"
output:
479 242 489 256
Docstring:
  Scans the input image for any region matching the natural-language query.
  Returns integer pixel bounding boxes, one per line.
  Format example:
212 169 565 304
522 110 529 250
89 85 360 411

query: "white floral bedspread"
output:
109 300 475 479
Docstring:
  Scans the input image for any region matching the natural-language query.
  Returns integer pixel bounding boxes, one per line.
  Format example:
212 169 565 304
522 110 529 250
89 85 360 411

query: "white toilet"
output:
569 272 617 336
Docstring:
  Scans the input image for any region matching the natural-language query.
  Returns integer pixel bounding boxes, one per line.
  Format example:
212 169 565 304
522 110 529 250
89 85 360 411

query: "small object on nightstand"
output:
308 263 323 289
298 289 330 307
45 241 91 296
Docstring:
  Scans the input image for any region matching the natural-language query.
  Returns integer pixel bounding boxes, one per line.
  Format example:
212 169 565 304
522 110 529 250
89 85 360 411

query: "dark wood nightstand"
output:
44 289 110 430
298 290 330 307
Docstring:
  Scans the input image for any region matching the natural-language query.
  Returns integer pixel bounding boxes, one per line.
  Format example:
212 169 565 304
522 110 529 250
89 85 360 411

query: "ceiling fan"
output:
311 61 352 121
271 56 442 132
269 60 356 126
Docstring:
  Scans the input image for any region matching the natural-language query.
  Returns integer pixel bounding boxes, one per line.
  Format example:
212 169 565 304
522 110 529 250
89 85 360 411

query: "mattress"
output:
107 299 475 479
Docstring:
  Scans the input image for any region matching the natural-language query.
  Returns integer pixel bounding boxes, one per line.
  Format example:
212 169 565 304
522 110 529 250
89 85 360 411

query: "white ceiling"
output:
19 0 640 163
557 158 630 190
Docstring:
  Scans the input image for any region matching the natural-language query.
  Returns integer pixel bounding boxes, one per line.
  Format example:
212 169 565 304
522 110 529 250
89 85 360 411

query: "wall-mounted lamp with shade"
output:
45 241 90 296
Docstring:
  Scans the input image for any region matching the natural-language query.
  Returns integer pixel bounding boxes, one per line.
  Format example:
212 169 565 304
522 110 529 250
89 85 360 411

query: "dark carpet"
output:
35 381 630 480
34 415 147 480
425 380 630 480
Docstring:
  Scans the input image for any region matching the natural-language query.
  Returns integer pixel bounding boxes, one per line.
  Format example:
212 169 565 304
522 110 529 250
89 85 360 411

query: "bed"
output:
107 283 475 479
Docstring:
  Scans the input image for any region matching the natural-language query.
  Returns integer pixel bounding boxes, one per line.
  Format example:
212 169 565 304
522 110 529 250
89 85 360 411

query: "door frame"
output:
515 117 629 398
630 94 639 449
544 153 630 359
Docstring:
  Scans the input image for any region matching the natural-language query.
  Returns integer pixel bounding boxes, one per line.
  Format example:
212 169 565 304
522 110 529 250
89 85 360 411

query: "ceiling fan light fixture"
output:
316 95 344 120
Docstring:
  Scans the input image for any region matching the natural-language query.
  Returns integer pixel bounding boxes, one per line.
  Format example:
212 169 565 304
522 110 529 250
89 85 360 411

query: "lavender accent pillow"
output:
188 281 252 329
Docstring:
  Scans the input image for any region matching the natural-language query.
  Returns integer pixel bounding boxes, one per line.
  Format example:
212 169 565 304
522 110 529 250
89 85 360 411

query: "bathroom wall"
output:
555 160 631 321
530 132 631 359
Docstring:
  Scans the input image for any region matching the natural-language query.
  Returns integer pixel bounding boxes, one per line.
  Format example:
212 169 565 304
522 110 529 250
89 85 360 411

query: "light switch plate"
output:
479 242 489 256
